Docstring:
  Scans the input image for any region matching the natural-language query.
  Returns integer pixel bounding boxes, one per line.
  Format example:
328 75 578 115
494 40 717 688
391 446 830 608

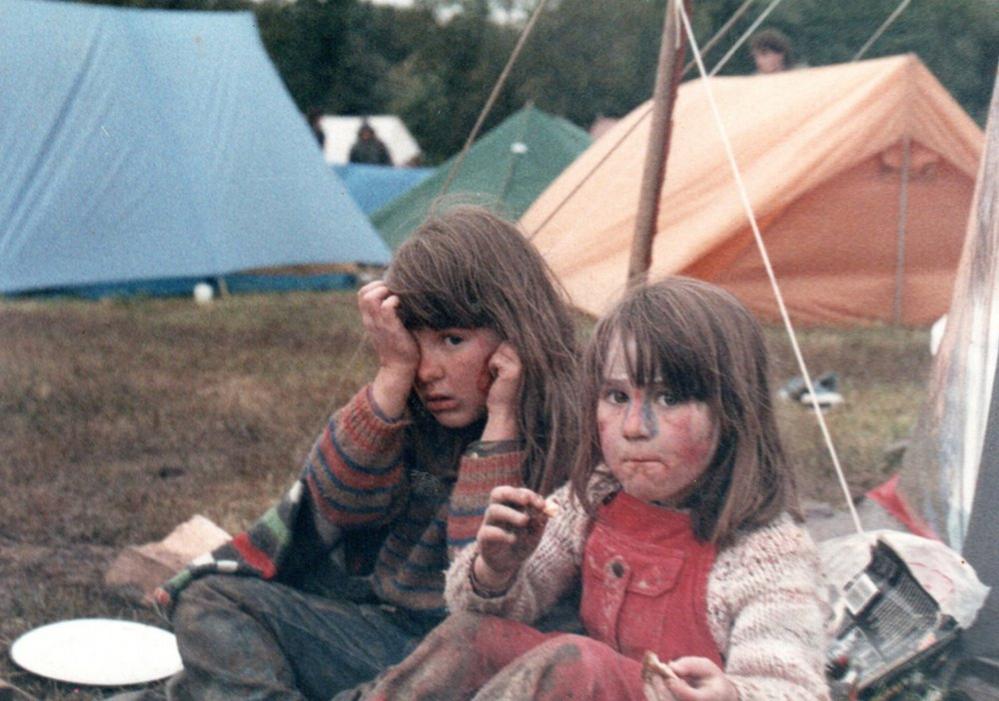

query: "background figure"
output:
749 28 792 74
350 119 392 165
307 107 326 148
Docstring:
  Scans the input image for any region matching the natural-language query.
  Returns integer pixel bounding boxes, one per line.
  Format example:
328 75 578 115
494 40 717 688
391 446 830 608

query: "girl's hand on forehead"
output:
359 280 419 419
358 280 419 372
481 342 522 441
476 485 550 583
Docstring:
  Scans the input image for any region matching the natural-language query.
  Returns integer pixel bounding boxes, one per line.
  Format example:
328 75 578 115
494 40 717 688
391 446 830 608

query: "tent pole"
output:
496 100 534 208
628 0 689 288
892 136 911 325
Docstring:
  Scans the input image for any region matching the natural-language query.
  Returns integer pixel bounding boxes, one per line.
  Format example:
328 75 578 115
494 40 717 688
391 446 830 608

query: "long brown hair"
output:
385 205 579 495
570 277 799 543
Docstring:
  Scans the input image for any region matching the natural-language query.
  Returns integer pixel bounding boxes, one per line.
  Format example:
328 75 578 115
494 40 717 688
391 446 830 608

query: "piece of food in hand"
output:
541 499 559 518
642 651 679 683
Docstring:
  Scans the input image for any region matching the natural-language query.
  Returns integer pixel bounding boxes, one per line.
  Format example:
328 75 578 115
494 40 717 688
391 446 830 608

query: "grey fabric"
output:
165 575 442 701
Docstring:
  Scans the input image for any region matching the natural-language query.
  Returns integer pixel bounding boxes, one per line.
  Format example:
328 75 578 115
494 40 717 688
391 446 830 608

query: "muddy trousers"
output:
165 575 443 701
343 611 646 701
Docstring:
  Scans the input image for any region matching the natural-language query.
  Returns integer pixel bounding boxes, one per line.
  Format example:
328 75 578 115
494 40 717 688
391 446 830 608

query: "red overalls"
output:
581 491 722 667
362 491 723 701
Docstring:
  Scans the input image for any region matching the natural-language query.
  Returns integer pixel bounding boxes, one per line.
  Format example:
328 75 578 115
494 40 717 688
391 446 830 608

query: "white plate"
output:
10 618 183 686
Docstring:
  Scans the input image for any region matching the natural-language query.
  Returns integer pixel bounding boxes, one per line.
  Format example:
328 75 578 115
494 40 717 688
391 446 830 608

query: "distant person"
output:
349 119 392 165
750 28 792 74
307 107 326 149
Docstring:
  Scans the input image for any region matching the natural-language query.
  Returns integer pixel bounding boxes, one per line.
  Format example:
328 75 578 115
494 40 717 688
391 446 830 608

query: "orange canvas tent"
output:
521 55 983 325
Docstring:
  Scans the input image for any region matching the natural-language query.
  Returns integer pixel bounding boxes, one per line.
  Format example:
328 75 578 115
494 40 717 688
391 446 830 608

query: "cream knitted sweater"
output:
444 470 831 701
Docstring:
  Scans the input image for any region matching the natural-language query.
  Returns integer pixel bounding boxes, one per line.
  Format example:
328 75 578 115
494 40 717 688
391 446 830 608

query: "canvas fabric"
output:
0 0 388 295
373 105 591 250
522 55 984 326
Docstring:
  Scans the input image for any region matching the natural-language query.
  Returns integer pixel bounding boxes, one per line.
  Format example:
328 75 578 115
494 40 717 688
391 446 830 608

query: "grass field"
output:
0 291 933 699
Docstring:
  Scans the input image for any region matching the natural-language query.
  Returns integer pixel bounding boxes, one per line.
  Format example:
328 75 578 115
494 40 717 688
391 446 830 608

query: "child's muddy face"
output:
413 327 501 429
597 338 718 506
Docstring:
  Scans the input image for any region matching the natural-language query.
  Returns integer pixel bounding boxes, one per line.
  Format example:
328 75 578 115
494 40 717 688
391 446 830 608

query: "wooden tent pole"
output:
892 136 911 325
628 0 689 288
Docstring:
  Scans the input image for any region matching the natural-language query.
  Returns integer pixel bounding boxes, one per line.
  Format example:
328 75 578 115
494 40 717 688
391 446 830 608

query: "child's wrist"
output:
371 367 414 420
470 552 514 598
481 412 519 442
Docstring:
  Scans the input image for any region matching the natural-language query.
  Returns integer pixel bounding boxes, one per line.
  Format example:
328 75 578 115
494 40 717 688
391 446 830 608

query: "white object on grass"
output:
10 618 183 686
799 390 845 408
193 282 214 304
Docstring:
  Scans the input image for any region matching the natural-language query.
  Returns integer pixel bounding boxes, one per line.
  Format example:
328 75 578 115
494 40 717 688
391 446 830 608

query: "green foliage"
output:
64 0 999 160
711 0 999 123
382 9 521 162
511 0 664 126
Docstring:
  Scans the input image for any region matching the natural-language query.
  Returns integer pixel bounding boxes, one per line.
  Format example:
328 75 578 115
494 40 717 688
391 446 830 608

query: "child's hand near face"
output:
472 485 550 594
643 656 737 701
358 280 419 419
481 342 522 442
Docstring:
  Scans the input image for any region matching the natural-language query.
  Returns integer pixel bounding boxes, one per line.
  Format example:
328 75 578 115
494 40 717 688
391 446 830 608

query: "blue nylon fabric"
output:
332 164 433 215
0 0 389 295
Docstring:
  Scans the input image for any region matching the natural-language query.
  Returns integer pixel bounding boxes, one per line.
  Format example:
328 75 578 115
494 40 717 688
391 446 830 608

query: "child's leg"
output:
352 611 552 701
169 575 439 700
472 634 646 701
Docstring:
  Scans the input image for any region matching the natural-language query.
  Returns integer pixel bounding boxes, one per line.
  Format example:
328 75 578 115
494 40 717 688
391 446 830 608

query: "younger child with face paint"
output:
343 277 829 701
147 206 580 700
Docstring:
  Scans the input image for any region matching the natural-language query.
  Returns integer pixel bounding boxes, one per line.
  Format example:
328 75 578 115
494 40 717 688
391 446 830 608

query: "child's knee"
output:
172 575 262 638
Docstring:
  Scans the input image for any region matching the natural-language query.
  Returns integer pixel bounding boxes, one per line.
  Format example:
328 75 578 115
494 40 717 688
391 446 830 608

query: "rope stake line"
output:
852 0 913 62
530 0 768 239
527 103 653 238
708 0 788 77
676 1 864 534
435 0 552 209
681 0 757 77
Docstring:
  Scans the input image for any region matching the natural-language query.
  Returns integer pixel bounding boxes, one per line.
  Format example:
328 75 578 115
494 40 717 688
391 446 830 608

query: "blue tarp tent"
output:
332 164 432 215
0 0 390 297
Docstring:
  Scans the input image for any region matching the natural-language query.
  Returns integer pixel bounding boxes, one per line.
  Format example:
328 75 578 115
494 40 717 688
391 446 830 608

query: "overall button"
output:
611 560 625 578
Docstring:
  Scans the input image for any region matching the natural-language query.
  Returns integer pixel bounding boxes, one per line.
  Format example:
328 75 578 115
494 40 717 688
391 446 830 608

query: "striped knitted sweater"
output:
155 385 525 616
445 469 832 701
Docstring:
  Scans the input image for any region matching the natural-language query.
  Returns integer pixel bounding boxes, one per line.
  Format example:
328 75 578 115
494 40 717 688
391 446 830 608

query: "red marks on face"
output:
665 411 716 468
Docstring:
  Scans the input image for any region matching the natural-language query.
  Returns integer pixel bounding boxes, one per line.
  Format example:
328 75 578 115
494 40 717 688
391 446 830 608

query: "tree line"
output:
78 0 998 164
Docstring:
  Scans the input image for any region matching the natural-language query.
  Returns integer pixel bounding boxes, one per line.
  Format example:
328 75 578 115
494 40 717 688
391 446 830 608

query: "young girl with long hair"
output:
345 276 829 701
149 206 579 700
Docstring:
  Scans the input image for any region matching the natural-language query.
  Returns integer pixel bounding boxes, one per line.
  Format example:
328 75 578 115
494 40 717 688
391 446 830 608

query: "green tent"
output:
372 105 591 249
